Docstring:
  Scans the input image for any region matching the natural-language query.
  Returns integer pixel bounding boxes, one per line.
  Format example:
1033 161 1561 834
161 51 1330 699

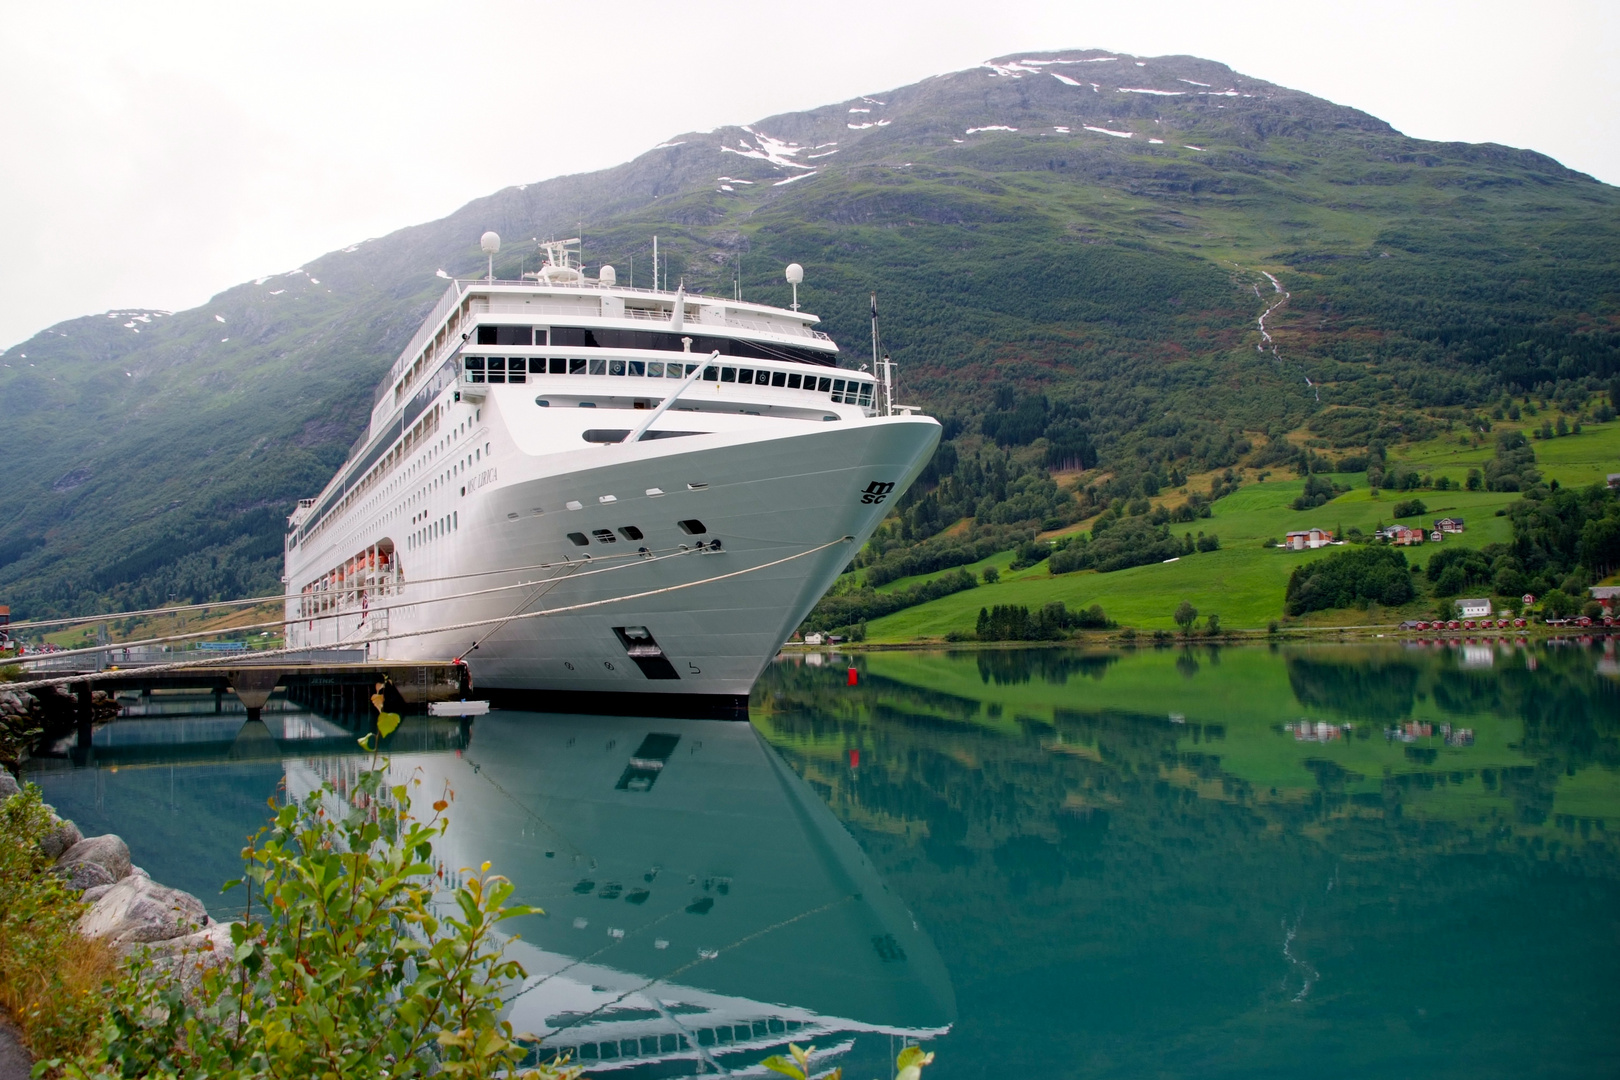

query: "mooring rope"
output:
3 546 666 633
9 542 707 667
3 536 853 693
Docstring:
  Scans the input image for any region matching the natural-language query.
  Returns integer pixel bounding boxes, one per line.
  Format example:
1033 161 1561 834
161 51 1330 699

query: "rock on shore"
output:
2 782 235 1009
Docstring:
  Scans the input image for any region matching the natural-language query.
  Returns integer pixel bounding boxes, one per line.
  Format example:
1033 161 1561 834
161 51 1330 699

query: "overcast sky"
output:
1 0 1614 348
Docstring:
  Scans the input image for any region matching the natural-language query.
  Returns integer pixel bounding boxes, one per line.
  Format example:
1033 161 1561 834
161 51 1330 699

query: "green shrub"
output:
0 785 118 1062
1285 546 1415 615
54 747 577 1080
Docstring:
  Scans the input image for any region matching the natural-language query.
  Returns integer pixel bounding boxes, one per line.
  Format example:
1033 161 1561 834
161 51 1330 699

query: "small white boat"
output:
428 700 490 717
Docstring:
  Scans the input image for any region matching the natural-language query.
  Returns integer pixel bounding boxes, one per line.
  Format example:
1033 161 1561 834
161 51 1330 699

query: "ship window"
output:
589 358 607 375
535 398 549 407
528 358 546 374
579 401 596 407
567 532 589 546
592 529 617 543
549 327 596 348
736 368 753 383
488 372 505 383
703 365 719 380
720 367 735 382
678 519 706 535
771 371 787 387
628 360 645 376
608 359 626 376
508 368 526 384
859 383 874 406
477 326 533 346
618 526 644 541
787 372 802 389
646 361 663 377
465 357 484 371
569 357 587 374
831 378 845 401
549 357 566 374
489 357 505 372
674 363 695 378
817 377 832 392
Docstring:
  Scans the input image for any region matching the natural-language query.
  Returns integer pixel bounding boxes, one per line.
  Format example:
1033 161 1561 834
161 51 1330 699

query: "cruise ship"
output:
284 237 939 712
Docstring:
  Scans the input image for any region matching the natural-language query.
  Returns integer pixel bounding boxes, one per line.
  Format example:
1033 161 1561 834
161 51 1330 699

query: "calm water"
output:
24 640 1620 1079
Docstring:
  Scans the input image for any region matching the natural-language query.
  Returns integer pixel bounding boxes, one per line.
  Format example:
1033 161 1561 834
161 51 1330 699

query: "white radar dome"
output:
598 264 617 285
785 263 804 284
480 231 501 254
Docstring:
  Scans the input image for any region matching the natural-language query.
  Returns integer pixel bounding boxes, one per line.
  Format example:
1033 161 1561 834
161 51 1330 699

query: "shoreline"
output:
782 624 1617 652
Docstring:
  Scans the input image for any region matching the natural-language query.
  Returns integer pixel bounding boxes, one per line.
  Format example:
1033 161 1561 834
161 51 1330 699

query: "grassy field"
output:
865 419 1619 640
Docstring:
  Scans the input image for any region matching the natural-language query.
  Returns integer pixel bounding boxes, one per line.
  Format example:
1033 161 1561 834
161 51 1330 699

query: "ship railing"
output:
464 277 832 340
474 298 834 342
377 281 466 405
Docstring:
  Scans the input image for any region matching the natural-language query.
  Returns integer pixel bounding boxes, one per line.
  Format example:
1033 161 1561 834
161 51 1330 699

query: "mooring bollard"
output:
75 681 93 750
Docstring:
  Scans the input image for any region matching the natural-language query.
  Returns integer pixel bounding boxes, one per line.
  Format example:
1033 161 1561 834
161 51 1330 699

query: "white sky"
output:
1 0 1614 348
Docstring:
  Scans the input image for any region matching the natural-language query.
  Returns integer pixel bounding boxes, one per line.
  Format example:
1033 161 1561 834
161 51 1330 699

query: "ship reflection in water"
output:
288 715 954 1076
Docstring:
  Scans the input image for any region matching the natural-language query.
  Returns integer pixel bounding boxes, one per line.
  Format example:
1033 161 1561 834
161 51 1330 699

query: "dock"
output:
11 649 468 751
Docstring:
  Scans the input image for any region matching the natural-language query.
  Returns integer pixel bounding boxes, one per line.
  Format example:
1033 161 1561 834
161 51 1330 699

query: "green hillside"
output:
1 48 1617 621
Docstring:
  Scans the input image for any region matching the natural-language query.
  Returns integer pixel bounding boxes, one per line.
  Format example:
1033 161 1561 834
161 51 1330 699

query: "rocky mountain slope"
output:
2 48 1616 618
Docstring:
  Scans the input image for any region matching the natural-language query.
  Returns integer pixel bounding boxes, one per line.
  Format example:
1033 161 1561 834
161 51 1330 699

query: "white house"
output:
1456 598 1492 618
1285 528 1334 551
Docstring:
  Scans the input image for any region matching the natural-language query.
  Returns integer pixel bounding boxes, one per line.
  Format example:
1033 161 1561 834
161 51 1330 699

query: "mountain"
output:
2 48 1617 619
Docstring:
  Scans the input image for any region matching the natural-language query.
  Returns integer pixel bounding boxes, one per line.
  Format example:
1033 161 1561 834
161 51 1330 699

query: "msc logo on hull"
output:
860 481 896 504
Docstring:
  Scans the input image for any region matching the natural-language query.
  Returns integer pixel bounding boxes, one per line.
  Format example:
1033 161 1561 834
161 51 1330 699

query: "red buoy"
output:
849 748 860 768
847 667 858 686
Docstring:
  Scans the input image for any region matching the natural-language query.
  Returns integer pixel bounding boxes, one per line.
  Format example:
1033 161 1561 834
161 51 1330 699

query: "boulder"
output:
145 922 237 1004
78 874 207 948
39 817 82 860
0 689 35 717
56 834 132 891
81 882 116 904
0 771 18 800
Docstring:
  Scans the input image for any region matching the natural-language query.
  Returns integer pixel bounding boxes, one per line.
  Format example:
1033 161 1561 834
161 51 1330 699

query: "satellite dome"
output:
480 231 501 254
785 263 804 284
598 264 617 285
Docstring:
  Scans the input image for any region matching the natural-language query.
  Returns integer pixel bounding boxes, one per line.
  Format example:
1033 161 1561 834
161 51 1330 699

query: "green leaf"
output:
897 1046 932 1070
761 1055 807 1080
377 712 401 739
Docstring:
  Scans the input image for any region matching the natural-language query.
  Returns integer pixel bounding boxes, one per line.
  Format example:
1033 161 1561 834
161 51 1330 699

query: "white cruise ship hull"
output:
287 395 937 709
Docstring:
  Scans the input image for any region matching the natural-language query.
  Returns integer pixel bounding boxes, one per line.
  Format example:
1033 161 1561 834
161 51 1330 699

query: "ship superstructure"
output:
284 238 939 709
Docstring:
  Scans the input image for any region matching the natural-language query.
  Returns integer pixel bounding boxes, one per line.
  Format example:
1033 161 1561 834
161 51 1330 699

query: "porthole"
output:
592 529 617 543
618 525 644 541
567 532 589 546
535 398 550 407
678 519 706 535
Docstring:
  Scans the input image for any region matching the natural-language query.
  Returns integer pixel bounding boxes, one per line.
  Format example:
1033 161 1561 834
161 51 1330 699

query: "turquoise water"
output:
25 640 1620 1078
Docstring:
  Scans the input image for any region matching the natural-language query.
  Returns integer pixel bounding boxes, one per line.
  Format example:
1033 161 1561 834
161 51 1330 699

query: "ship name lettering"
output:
468 467 498 491
860 480 895 504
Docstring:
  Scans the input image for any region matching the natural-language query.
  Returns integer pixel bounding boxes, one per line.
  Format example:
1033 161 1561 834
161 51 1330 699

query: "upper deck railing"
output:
376 277 833 406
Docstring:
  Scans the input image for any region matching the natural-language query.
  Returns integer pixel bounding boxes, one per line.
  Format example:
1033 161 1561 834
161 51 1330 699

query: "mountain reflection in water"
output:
22 639 1620 1078
755 640 1620 1079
